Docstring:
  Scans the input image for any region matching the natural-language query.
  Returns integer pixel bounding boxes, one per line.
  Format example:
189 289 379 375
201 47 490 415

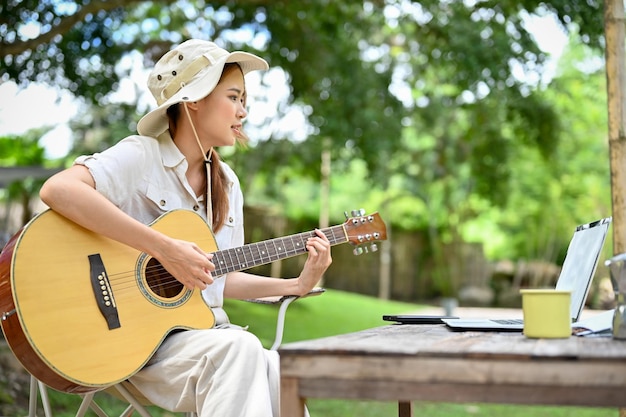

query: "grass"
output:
307 400 617 417
223 288 419 348
39 290 616 416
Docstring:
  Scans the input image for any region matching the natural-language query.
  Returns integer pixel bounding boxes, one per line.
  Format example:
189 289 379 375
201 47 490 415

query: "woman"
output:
40 39 331 416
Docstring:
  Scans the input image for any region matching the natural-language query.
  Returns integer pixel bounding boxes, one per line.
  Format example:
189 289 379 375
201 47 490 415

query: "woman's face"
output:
196 67 247 147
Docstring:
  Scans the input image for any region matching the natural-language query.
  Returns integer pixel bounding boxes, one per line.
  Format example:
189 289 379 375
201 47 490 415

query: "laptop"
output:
443 216 612 332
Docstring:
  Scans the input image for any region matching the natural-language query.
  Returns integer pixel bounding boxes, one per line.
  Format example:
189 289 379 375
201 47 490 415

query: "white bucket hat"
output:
137 39 269 137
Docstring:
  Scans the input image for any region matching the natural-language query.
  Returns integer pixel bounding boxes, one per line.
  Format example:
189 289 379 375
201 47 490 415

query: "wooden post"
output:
399 401 413 417
605 0 626 254
280 376 306 417
318 137 331 287
378 196 392 300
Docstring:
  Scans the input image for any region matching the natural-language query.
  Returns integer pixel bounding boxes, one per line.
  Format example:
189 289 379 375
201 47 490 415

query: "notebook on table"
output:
443 217 612 332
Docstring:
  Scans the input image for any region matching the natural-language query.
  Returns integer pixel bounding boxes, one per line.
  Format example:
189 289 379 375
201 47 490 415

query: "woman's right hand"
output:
154 238 215 290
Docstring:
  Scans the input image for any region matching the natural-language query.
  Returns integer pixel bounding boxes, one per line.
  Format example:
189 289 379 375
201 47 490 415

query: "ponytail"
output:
207 150 229 233
166 104 229 232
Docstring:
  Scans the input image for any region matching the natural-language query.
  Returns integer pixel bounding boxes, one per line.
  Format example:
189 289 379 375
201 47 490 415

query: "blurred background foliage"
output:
0 0 612 279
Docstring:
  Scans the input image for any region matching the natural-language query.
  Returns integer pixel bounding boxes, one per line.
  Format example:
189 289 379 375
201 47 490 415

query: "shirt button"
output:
229 217 234 223
193 205 200 211
159 200 166 206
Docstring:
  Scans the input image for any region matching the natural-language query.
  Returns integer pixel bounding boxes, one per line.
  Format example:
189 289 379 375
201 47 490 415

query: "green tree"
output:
0 1 612 300
0 132 52 228
494 33 610 261
1 1 606 183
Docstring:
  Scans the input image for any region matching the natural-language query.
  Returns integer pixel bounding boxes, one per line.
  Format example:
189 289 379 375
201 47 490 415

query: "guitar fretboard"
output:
212 225 347 275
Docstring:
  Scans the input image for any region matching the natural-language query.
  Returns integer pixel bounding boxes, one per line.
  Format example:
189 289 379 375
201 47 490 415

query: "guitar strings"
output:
106 225 347 293
100 227 347 297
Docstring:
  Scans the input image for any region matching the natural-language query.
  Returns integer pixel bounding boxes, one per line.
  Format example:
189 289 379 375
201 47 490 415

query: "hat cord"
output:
183 102 214 227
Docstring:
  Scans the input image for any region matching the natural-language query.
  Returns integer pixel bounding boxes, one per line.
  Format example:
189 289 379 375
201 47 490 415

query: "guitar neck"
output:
212 225 347 276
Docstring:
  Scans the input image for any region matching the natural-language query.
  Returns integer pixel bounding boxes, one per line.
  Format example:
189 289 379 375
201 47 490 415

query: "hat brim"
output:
137 51 268 137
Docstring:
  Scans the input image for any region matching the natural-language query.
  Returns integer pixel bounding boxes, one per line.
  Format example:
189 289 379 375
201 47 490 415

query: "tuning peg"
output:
370 243 378 252
353 246 364 256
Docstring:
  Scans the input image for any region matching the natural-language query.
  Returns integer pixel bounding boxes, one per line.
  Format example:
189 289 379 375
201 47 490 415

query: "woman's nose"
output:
237 103 248 119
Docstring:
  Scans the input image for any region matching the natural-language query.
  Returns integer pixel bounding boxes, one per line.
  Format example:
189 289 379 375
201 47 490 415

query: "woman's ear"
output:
184 101 200 111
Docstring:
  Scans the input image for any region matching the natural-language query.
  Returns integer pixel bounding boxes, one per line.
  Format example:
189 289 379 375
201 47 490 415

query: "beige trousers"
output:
129 328 285 416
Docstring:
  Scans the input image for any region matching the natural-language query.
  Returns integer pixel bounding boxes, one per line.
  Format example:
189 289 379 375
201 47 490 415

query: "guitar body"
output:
0 209 217 393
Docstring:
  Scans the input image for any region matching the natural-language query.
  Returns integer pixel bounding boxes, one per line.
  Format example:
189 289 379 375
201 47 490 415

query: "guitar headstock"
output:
343 210 387 255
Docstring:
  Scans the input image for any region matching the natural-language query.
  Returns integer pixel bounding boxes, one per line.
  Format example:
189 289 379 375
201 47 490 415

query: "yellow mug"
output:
520 289 572 338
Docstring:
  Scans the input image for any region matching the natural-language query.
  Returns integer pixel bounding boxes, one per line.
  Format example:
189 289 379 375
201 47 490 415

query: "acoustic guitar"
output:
0 209 386 393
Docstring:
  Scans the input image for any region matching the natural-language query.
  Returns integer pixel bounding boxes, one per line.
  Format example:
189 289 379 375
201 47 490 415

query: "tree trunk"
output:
378 198 392 300
605 0 626 254
318 137 331 286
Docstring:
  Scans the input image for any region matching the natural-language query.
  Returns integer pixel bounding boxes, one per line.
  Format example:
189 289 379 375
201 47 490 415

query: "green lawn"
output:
39 289 616 416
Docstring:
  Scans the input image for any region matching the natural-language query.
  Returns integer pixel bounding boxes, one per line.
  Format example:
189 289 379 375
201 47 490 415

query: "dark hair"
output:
165 63 247 232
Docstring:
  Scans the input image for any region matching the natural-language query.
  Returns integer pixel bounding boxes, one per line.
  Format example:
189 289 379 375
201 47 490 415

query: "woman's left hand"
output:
297 229 332 295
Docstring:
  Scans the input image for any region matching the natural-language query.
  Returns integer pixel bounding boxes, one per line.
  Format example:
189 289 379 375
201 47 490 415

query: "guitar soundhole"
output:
145 258 184 298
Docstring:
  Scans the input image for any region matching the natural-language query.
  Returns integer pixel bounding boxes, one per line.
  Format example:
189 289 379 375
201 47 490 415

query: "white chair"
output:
26 288 325 417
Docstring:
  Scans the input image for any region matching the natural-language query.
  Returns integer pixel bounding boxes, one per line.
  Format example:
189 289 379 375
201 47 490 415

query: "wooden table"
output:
279 324 626 417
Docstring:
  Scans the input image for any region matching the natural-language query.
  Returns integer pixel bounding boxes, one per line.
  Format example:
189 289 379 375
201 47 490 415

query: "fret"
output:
212 252 224 276
289 234 307 255
254 242 269 265
213 250 229 276
224 248 236 274
281 233 296 257
324 228 333 243
279 236 295 256
233 247 246 270
323 227 336 244
270 239 281 262
322 228 333 242
265 241 276 262
328 225 344 245
245 242 259 266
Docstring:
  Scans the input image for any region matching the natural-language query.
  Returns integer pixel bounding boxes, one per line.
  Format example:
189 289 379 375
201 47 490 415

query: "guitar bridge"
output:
88 254 121 330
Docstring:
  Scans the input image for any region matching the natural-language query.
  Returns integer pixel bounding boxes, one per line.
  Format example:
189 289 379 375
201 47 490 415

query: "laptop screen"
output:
555 217 611 321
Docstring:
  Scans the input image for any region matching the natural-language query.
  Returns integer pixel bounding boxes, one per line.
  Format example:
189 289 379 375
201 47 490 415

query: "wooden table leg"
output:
399 401 412 417
281 376 305 417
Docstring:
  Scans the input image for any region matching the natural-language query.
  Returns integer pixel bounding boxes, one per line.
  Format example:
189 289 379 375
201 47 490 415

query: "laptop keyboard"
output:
492 319 524 325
